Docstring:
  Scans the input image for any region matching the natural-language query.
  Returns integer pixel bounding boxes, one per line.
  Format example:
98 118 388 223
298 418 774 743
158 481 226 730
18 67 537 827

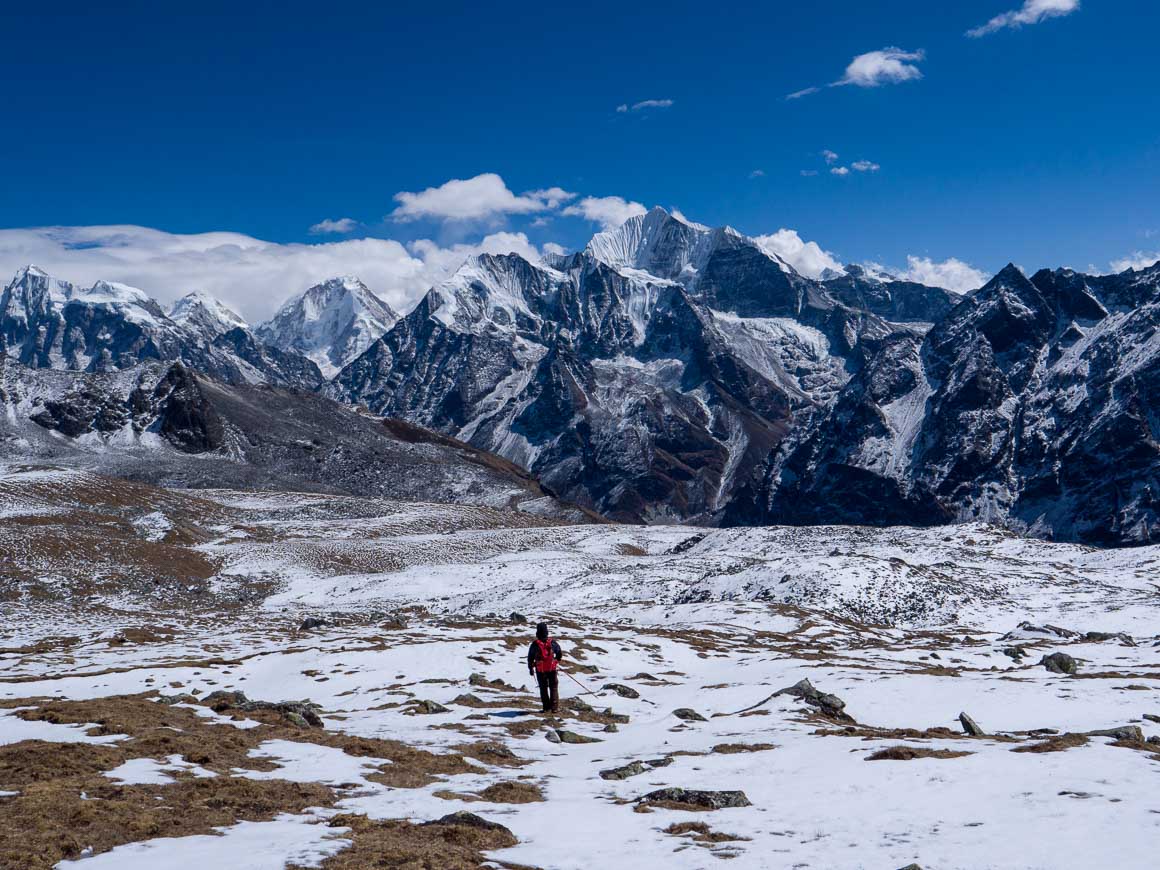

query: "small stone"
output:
1144 714 1160 724
959 712 986 737
299 616 326 631
509 612 528 624
412 699 450 714
673 708 708 722
284 712 310 728
1040 652 1078 675
544 729 562 744
603 683 640 699
603 723 619 733
600 761 648 780
555 729 602 744
1001 646 1028 661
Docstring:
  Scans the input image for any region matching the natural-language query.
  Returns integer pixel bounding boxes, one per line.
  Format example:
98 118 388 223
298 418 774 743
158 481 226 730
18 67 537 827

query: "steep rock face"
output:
256 276 398 378
168 291 248 341
331 210 887 523
738 263 1160 545
823 265 959 324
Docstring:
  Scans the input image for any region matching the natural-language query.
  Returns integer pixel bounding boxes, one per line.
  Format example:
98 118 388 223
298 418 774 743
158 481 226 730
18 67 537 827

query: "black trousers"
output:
536 670 559 712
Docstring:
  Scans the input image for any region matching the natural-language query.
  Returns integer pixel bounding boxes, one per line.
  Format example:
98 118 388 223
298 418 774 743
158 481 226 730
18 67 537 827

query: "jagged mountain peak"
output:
256 275 399 378
169 291 249 339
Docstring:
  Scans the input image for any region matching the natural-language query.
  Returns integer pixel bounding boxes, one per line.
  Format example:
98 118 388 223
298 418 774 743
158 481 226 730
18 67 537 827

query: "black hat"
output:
536 622 549 640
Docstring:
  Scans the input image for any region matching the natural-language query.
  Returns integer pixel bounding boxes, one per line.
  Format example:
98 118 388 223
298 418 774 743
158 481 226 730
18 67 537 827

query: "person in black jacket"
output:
527 622 564 713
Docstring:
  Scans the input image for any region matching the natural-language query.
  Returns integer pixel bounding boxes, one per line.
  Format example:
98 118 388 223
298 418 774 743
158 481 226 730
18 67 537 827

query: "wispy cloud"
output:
308 217 358 235
562 195 647 230
800 169 819 177
889 256 988 293
830 166 850 176
748 169 765 179
391 173 574 222
822 150 840 164
617 99 675 113
967 0 1079 38
788 47 925 99
1110 251 1160 272
851 160 881 172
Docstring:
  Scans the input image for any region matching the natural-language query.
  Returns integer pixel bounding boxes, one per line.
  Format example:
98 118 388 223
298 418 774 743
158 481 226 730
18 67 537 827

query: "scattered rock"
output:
1143 714 1160 724
673 708 707 723
958 712 986 737
156 693 198 706
1083 631 1135 645
603 683 640 699
1014 622 1078 639
201 690 324 727
469 673 515 691
299 616 327 631
711 743 776 754
897 865 924 870
555 729 602 745
544 729 562 744
1001 645 1028 661
603 723 619 733
639 788 752 811
600 761 649 781
422 811 515 838
1040 652 1078 675
509 612 528 624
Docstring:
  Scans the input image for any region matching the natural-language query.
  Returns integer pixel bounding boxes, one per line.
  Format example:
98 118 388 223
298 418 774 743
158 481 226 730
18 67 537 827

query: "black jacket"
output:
528 638 563 671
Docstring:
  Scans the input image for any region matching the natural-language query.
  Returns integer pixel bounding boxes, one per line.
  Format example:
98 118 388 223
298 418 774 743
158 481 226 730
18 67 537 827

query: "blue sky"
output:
1 1 1157 316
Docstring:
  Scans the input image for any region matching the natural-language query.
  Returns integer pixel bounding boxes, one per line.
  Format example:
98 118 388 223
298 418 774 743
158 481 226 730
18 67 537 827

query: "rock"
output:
411 699 450 715
299 616 327 631
1001 645 1028 661
673 708 707 722
645 757 673 768
555 729 602 744
897 865 924 870
381 614 408 630
772 678 850 720
284 712 311 728
603 683 640 699
600 761 649 781
1088 726 1144 742
1143 714 1160 724
603 723 619 733
422 811 516 841
1040 652 1078 675
201 690 324 727
544 729 562 744
959 712 986 737
639 788 752 810
1148 736 1160 746
509 612 528 624
1016 622 1078 639
156 693 198 705
1083 631 1134 645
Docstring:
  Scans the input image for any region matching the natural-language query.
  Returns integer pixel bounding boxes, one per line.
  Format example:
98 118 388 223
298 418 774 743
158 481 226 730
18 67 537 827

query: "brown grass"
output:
710 743 776 754
865 746 972 761
1011 733 1089 754
294 812 518 870
664 821 750 844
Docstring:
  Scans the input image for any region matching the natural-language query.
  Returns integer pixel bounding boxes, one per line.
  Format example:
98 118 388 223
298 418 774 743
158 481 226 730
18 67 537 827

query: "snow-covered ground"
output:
2 465 1159 869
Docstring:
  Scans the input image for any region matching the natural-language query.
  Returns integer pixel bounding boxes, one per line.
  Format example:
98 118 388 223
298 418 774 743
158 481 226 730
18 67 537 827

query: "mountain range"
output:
2 208 1156 545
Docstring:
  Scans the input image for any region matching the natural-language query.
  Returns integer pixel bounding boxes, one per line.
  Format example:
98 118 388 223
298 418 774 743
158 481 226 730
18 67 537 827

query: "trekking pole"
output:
561 667 600 697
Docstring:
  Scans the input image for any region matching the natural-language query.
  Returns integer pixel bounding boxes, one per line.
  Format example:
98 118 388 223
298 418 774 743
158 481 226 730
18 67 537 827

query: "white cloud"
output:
800 169 819 177
562 196 648 230
542 242 568 257
851 160 881 172
1110 251 1160 272
835 47 925 88
391 173 569 222
897 255 988 294
619 99 675 112
831 166 851 176
967 0 1079 38
0 224 562 323
308 217 358 235
753 229 844 279
787 47 924 99
749 169 765 179
822 150 840 164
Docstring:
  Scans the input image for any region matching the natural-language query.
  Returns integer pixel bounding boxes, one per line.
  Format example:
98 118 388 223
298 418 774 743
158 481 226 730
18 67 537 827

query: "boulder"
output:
299 616 327 631
1088 726 1144 742
673 708 707 722
773 678 850 720
958 712 986 737
555 729 602 744
1040 652 1078 675
411 699 450 715
600 761 649 781
604 683 640 699
639 788 752 810
509 612 528 624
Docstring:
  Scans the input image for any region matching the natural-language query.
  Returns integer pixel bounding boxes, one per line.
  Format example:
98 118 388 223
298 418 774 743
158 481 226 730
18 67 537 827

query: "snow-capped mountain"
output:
328 208 901 523
255 276 398 378
168 291 249 341
732 261 1160 545
0 267 322 389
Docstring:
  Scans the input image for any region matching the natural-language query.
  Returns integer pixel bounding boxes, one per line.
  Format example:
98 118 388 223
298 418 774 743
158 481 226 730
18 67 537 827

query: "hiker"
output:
527 622 564 713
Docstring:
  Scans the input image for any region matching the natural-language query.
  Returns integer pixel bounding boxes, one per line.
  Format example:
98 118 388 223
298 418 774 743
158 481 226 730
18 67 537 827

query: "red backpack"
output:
534 638 557 673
